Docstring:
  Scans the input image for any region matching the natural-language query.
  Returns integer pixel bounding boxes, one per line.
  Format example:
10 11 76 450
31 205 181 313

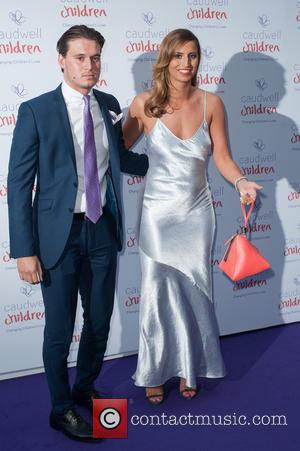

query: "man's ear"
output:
58 54 65 72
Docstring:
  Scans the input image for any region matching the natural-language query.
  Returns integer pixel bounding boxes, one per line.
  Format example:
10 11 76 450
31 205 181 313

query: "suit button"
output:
68 208 73 212
73 182 78 188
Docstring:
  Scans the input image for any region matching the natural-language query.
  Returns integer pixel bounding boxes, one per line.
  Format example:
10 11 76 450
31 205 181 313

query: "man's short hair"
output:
56 25 105 56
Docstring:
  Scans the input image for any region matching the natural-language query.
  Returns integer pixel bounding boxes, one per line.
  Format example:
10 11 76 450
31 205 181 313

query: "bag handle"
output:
223 200 255 251
240 201 254 229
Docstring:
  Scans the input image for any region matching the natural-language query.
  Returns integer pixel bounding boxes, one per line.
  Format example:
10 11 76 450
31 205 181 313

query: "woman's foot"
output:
145 386 164 405
179 378 197 400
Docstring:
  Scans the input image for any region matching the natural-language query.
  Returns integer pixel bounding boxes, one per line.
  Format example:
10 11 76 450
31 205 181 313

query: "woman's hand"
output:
237 179 263 204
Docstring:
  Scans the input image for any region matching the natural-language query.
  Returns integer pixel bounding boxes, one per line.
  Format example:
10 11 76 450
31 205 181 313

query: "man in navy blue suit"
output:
7 25 148 442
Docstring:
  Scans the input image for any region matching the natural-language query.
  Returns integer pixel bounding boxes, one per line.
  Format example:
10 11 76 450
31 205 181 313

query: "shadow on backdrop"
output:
211 51 298 382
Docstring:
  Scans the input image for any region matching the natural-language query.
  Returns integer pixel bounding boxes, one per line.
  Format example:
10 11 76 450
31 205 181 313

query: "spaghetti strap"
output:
203 91 207 123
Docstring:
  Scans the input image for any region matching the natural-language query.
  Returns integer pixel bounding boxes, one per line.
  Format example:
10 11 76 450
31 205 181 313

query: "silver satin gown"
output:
133 93 226 388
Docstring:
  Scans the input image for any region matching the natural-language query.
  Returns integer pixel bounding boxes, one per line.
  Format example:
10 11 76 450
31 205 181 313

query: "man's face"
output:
58 38 101 94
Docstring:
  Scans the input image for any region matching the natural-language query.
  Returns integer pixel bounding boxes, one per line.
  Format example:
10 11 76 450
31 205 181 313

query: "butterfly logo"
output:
20 283 36 297
11 83 28 97
141 79 154 90
255 78 268 90
253 139 265 152
257 14 270 27
202 46 214 60
142 11 156 26
8 10 26 25
293 276 300 286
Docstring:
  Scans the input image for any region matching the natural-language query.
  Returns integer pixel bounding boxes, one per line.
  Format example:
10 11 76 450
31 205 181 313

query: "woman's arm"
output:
209 95 262 202
123 95 145 149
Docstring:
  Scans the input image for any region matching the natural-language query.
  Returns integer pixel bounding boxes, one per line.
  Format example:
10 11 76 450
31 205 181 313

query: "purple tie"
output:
83 95 102 223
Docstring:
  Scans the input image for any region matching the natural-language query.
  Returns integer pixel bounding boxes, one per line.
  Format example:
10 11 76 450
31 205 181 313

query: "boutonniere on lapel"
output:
109 110 123 125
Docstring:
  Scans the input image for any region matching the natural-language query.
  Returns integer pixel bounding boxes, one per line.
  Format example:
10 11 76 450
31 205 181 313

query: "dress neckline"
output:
156 118 207 142
146 90 208 143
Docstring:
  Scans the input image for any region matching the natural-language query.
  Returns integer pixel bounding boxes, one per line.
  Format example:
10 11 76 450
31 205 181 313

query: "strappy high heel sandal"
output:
179 378 197 400
145 386 164 405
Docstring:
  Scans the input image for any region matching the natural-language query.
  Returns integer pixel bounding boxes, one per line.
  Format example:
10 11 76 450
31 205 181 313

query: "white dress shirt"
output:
61 81 109 213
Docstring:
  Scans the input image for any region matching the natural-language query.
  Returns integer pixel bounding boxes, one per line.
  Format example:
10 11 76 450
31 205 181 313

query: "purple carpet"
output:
1 322 299 451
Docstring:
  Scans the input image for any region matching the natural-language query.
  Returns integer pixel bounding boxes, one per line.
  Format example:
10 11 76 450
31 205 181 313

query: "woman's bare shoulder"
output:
197 90 225 125
130 90 153 115
205 90 224 109
191 88 222 107
141 89 153 98
197 89 222 104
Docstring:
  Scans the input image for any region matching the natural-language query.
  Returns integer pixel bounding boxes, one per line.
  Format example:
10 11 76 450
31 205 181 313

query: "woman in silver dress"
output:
123 29 262 404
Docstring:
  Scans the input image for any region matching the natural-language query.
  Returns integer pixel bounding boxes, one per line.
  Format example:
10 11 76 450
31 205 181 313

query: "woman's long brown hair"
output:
144 29 201 118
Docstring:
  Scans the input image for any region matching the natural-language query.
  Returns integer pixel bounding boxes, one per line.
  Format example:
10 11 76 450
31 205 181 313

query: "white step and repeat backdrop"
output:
0 0 299 379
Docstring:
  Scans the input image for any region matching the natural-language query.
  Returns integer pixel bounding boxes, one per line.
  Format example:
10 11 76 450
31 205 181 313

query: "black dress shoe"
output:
72 388 102 411
50 408 101 442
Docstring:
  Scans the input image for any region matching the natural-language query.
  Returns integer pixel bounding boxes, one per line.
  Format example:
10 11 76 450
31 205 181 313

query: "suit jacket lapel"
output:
93 89 122 210
93 89 120 173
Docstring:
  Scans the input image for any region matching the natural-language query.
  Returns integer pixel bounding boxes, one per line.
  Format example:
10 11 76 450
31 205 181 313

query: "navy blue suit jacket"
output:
7 85 148 269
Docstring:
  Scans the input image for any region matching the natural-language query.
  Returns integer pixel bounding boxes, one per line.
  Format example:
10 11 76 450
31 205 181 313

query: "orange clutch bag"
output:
219 202 270 281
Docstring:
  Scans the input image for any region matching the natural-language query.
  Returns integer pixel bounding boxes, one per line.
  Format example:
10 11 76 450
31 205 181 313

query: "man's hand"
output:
17 256 43 284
